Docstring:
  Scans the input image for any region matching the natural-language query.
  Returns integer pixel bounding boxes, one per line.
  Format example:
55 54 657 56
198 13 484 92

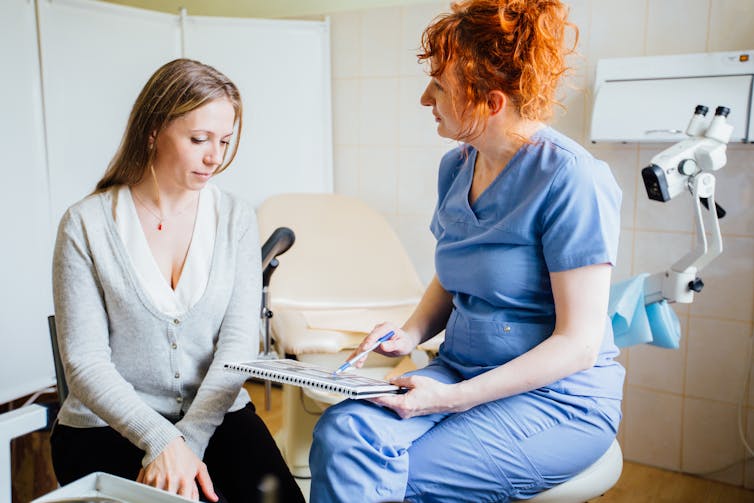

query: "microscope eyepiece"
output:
694 104 709 116
715 106 730 117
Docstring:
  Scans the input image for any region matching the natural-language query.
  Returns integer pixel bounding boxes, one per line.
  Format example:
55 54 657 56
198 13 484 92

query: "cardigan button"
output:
173 319 180 325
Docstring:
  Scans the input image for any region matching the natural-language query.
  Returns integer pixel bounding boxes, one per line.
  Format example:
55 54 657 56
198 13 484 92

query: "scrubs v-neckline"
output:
463 143 528 223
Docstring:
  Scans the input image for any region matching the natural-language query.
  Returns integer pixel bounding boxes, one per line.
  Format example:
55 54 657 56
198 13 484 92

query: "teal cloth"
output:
645 300 681 349
608 274 681 349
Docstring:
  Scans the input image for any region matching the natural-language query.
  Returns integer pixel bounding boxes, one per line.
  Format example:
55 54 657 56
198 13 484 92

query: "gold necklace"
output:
131 189 196 231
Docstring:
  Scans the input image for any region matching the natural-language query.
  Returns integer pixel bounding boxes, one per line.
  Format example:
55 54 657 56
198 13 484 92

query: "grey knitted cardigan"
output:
52 186 260 465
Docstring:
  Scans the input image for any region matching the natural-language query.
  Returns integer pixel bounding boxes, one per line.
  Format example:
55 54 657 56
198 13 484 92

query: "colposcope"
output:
641 104 732 304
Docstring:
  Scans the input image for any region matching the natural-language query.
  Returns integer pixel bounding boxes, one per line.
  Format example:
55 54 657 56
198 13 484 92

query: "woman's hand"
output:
369 375 468 419
136 436 217 502
346 323 420 369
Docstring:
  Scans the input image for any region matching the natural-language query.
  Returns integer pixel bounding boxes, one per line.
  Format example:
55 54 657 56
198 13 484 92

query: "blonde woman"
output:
50 59 303 503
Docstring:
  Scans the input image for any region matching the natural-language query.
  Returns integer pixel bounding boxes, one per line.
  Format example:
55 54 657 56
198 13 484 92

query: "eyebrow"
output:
190 129 234 137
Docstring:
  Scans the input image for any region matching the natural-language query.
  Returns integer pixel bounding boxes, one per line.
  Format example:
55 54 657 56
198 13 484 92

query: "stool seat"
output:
525 439 623 503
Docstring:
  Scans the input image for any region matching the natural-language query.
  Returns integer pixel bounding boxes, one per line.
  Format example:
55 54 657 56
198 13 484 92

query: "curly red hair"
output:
419 0 577 139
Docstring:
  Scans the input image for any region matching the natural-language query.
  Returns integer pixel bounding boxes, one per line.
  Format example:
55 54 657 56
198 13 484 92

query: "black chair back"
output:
47 315 69 404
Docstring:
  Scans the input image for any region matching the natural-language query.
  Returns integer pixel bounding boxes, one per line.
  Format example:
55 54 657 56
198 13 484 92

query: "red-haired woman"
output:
310 1 623 501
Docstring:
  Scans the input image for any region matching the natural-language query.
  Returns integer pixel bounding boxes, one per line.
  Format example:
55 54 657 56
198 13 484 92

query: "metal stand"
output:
258 262 280 411
258 227 295 411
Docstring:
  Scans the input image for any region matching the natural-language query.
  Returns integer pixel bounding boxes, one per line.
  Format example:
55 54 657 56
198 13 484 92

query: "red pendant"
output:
157 223 163 231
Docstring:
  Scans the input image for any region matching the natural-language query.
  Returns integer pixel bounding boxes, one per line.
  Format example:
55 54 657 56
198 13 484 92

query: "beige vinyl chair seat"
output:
257 193 433 479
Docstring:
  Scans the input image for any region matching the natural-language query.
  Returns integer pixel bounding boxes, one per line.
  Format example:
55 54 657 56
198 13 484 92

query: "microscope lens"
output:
694 104 709 116
715 106 730 117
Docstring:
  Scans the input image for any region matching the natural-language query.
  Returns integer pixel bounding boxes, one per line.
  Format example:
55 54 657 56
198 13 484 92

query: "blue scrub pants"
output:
309 361 620 503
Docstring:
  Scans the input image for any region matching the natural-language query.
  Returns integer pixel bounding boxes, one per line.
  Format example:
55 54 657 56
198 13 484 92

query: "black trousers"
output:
50 403 304 503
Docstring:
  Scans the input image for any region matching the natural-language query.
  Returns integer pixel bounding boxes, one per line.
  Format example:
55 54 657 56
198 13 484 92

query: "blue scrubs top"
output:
430 127 625 399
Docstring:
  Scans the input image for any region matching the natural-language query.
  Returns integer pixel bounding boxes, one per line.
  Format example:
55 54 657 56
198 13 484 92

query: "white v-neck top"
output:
116 184 218 317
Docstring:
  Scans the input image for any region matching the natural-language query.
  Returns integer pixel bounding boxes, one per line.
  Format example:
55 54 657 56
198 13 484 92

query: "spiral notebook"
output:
224 359 405 399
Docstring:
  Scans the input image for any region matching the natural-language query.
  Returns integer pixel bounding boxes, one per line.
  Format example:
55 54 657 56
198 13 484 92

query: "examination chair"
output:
257 193 437 479
257 193 622 502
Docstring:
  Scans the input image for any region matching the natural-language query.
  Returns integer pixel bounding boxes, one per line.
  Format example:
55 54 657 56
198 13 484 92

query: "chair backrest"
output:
257 193 425 309
47 315 69 404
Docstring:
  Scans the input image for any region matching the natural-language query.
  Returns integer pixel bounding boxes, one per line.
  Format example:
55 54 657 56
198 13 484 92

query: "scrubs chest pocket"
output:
463 319 552 366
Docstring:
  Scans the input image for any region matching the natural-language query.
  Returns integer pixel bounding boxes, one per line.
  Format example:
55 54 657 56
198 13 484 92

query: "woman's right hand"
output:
346 323 419 369
137 436 217 502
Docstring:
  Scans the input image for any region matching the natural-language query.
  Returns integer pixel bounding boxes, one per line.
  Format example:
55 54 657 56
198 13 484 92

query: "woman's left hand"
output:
136 436 217 501
369 375 467 419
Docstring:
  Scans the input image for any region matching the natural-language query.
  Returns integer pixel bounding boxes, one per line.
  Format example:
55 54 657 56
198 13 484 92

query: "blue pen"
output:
333 331 395 375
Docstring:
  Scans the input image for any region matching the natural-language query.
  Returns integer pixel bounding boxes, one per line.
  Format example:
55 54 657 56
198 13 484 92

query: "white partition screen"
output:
0 0 332 406
184 15 333 206
38 0 182 222
0 0 55 405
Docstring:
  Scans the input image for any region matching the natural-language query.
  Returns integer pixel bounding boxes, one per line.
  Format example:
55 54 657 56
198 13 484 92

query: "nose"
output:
204 142 225 166
420 82 433 107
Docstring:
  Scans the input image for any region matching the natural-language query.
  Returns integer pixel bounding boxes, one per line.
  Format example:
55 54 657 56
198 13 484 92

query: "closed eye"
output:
191 137 208 144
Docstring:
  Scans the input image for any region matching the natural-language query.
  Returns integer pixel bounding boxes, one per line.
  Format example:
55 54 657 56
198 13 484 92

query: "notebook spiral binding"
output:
225 362 356 397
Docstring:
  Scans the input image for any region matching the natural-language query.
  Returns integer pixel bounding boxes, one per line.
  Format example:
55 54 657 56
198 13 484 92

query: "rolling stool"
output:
523 439 623 503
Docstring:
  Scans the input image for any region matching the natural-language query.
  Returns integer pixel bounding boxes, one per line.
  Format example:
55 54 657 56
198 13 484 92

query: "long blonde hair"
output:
94 58 242 193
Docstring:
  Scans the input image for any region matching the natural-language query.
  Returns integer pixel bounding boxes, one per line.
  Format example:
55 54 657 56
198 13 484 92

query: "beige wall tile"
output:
717 145 754 237
360 6 401 77
332 78 360 146
333 145 360 198
552 86 587 145
747 374 754 429
359 145 398 215
646 0 710 55
397 146 444 216
396 214 436 284
747 325 754 408
685 317 751 403
398 76 452 147
627 313 687 394
399 2 445 77
583 62 600 143
745 408 754 489
682 398 745 485
588 0 647 61
708 0 754 52
330 11 361 79
614 229 634 283
633 230 694 276
359 78 399 145
564 0 591 55
690 236 754 322
623 386 682 470
589 146 640 229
